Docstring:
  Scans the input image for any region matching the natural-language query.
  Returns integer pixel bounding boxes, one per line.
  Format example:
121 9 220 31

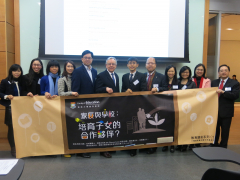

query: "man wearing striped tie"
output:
144 57 168 154
211 64 239 148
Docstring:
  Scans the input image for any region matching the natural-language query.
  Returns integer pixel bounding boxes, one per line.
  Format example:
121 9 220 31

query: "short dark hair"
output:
193 63 206 78
146 57 157 65
233 75 236 77
46 60 61 75
7 64 24 84
165 65 178 84
218 64 230 72
82 50 94 58
127 57 138 64
62 60 76 79
179 66 192 80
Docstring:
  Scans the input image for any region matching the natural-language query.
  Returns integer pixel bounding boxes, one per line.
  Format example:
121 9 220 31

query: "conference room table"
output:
192 147 240 165
0 159 24 180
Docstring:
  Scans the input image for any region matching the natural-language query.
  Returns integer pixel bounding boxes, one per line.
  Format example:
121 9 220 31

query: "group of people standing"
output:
0 50 239 158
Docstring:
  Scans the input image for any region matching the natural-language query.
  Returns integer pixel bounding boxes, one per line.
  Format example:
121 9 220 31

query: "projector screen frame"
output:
39 0 190 63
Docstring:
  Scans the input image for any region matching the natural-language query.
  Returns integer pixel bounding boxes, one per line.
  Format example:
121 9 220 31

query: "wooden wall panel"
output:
203 0 209 68
0 0 6 21
0 22 6 51
7 52 14 70
5 0 14 25
0 109 7 139
229 104 240 145
6 23 14 53
0 52 6 80
14 0 19 64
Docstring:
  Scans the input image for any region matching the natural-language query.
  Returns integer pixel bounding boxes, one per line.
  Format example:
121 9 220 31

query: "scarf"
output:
48 72 59 95
193 77 203 88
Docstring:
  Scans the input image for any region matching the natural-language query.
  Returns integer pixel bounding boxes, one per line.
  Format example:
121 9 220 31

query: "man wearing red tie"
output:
211 64 239 148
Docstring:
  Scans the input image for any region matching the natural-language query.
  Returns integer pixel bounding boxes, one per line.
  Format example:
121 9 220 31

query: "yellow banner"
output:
11 88 218 158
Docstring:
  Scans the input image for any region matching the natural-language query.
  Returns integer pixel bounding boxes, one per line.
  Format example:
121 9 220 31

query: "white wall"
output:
20 0 206 88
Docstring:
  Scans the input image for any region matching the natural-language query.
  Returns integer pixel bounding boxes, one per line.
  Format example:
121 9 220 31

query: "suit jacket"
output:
145 71 168 91
121 71 146 92
211 78 239 118
0 79 27 107
178 79 197 89
192 78 211 88
71 65 97 94
95 70 119 93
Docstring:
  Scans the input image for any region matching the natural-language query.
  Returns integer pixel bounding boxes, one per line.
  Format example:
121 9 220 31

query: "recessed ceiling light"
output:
226 28 233 30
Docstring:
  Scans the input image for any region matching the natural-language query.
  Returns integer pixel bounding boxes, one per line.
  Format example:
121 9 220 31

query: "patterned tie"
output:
129 74 133 82
111 73 115 86
147 74 152 91
218 80 224 97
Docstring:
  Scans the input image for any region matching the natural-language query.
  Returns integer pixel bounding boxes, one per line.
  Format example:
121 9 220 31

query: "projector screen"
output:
39 0 189 62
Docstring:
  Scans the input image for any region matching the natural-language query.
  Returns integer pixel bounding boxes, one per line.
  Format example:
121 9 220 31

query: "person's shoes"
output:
130 149 137 157
162 146 168 152
188 144 194 150
170 146 175 153
146 148 156 154
181 145 188 152
11 147 16 158
175 145 182 151
64 154 71 158
100 152 112 158
79 153 91 158
195 144 201 148
48 155 57 158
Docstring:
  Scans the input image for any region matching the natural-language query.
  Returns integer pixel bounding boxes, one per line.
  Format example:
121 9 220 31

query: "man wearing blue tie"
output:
95 57 119 94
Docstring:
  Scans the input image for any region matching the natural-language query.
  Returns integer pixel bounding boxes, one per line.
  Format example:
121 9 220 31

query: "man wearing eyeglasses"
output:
144 57 168 154
71 50 97 158
211 64 239 148
95 57 119 94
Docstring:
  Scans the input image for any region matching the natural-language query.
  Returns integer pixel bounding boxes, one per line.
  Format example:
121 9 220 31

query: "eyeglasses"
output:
196 69 204 72
83 57 93 60
146 63 156 65
106 63 117 66
32 64 42 67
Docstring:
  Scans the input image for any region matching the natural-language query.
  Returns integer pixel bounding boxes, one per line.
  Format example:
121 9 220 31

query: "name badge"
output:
133 80 139 85
182 85 187 90
173 85 178 89
153 84 159 88
38 79 41 85
225 87 231 91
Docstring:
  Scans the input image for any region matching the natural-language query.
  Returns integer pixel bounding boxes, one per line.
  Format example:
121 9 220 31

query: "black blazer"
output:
95 70 119 93
0 79 28 107
211 78 239 118
121 71 146 92
178 79 197 89
144 71 168 91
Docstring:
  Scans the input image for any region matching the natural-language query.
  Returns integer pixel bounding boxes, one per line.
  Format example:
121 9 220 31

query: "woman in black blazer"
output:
175 66 196 152
162 65 179 153
24 58 44 95
0 64 33 157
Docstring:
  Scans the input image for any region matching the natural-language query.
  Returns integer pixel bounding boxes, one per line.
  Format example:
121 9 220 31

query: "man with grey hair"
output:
95 57 119 94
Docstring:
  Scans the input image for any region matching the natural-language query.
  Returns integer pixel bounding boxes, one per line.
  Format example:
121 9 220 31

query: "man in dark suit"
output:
72 50 97 95
144 57 168 154
95 57 119 94
71 50 97 158
121 57 146 157
211 64 239 148
122 57 146 93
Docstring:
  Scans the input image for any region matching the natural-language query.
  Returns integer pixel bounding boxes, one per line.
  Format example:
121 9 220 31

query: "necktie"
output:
111 73 115 86
218 80 224 97
130 74 133 82
147 74 152 91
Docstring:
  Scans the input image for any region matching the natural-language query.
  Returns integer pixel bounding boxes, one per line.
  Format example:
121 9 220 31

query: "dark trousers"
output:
214 117 232 148
7 124 15 148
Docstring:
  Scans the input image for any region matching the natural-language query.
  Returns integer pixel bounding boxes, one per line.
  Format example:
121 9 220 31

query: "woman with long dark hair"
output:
162 65 179 153
0 64 33 157
175 66 196 152
24 58 44 95
40 60 61 99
